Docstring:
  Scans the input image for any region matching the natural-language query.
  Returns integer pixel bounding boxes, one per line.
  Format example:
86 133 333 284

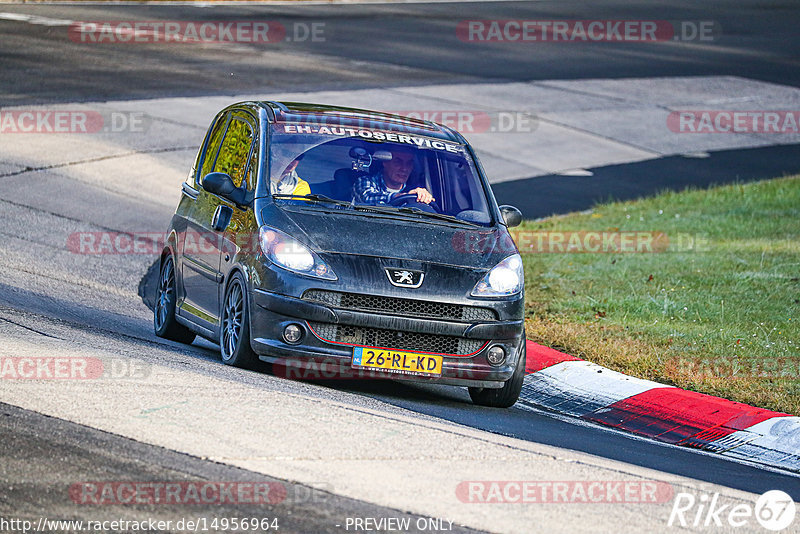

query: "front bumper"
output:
250 289 524 388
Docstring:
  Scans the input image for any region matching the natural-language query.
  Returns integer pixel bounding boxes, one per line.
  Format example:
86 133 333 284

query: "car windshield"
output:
266 123 494 225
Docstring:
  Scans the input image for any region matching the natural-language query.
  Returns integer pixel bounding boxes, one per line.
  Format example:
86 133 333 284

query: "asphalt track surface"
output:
2 0 800 105
1 1 799 532
0 402 479 534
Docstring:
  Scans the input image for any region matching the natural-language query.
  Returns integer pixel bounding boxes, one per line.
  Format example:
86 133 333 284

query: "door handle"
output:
211 205 233 232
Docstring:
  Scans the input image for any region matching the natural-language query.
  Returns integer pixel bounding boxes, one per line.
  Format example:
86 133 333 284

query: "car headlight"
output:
471 254 523 297
259 226 337 280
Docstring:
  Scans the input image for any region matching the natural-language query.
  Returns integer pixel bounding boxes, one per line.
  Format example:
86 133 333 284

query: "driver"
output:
353 147 435 205
271 154 311 196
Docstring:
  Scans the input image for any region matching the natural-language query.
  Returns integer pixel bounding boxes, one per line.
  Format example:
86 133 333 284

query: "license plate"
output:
352 347 443 377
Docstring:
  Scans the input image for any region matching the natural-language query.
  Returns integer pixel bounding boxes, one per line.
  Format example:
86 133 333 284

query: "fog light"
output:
487 346 506 366
283 324 303 344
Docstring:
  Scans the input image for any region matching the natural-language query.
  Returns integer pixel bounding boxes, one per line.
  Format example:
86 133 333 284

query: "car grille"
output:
308 322 487 356
302 289 496 322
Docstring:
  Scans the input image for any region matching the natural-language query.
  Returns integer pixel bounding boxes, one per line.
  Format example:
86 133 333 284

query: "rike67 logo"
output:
669 490 796 531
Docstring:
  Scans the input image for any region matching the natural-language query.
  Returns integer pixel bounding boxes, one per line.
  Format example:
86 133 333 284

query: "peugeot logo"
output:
385 268 424 288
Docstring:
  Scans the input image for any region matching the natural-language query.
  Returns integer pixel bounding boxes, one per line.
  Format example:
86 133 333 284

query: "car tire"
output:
154 256 196 344
469 336 526 408
219 272 258 368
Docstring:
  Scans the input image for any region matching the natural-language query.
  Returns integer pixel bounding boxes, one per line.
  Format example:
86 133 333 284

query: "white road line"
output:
0 12 73 27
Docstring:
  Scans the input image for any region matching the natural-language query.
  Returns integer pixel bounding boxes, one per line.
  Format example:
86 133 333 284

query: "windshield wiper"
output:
349 203 480 226
272 193 353 208
355 204 480 226
396 206 480 227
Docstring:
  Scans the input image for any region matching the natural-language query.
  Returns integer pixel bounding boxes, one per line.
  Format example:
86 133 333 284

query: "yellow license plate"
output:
352 347 443 377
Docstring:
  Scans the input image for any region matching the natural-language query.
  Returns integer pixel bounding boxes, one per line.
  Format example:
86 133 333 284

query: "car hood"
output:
262 205 517 269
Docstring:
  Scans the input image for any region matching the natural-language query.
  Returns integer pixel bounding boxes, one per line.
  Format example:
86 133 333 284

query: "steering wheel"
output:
388 193 441 212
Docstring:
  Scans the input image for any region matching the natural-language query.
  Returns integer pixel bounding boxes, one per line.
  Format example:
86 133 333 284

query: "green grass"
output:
520 175 800 414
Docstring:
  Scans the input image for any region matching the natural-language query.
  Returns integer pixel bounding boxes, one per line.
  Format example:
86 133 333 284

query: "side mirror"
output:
499 205 523 228
202 172 248 206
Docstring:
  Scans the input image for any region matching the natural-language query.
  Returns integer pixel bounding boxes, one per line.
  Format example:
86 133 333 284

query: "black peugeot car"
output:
154 101 526 407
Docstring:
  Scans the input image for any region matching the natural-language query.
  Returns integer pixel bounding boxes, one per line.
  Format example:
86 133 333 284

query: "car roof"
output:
255 101 464 144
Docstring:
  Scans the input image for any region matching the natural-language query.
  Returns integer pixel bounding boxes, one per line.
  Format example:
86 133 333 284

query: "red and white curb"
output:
521 340 800 473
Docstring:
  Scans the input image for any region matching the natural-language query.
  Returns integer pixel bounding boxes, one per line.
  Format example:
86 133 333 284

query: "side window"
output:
199 114 229 183
214 117 255 190
442 157 487 215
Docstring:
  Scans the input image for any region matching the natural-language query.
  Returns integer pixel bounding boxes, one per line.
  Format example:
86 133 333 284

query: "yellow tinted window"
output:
199 115 228 180
214 118 254 188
